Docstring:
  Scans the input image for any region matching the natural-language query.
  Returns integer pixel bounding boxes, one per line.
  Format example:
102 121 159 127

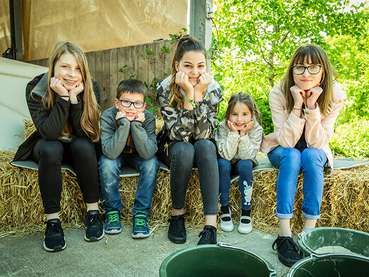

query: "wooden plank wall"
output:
30 40 173 110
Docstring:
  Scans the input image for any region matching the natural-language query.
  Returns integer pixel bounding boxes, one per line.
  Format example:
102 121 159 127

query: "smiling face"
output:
115 92 145 118
228 102 252 130
53 52 83 91
175 50 206 86
293 56 323 91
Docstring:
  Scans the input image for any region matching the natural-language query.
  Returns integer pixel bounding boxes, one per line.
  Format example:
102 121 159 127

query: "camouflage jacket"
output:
157 75 223 142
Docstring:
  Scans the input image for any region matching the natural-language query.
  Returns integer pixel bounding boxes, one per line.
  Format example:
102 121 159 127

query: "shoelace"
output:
134 215 147 228
107 212 119 223
46 221 63 235
87 213 100 225
199 228 214 240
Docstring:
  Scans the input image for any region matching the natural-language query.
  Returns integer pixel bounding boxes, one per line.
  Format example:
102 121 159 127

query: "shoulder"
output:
269 82 286 106
157 76 172 93
101 106 117 120
205 79 223 104
26 73 47 98
332 81 346 103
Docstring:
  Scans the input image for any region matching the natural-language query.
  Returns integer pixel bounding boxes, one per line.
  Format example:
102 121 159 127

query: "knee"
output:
170 142 195 162
99 155 120 177
281 147 301 167
38 140 63 163
140 157 159 174
70 138 96 158
237 159 253 172
195 139 216 154
218 158 231 172
301 148 326 167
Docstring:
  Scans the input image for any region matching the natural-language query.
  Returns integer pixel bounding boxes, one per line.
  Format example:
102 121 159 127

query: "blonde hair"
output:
44 41 100 142
281 45 334 115
169 35 206 108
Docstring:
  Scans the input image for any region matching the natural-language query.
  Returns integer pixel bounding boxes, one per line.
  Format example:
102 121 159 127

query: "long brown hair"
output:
169 35 206 108
44 41 100 142
225 92 261 125
281 45 334 115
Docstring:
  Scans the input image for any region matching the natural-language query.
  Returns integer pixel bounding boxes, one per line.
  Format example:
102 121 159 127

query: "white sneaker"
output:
220 212 234 232
238 216 252 234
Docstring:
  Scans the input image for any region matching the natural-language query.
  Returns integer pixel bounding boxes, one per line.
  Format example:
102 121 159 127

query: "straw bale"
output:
1 120 368 233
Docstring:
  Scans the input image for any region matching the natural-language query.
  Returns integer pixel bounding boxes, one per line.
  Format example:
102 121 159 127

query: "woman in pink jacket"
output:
262 45 345 267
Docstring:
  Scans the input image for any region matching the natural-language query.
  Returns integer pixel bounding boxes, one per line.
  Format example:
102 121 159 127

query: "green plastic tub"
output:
159 244 276 277
297 227 369 257
287 254 369 277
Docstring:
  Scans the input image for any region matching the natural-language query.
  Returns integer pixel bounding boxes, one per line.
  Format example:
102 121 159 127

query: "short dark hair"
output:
116 79 146 99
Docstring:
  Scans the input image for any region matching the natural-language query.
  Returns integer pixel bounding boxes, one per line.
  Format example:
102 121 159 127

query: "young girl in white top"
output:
215 92 263 234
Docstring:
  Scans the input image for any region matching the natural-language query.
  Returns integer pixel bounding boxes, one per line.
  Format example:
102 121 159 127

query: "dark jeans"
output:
169 139 219 215
32 137 100 214
218 158 253 210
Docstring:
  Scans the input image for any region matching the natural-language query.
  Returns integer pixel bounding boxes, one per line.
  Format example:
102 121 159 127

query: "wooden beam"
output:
8 0 23 60
189 0 213 50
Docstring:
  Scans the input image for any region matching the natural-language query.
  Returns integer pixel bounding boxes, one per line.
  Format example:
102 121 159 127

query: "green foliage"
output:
330 119 369 158
212 0 369 157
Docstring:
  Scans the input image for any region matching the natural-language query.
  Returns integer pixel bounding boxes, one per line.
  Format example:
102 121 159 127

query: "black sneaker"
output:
168 215 186 244
43 219 66 252
198 225 217 245
272 236 303 267
84 210 104 242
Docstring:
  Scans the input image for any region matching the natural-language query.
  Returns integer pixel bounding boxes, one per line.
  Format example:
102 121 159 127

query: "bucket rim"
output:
286 253 369 277
297 227 369 258
159 244 276 277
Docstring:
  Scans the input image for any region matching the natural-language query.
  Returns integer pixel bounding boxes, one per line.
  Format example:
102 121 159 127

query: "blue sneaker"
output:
132 213 150 239
104 210 122 235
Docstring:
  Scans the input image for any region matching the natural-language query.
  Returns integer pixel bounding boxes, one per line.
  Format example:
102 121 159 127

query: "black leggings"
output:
169 139 219 215
33 137 99 214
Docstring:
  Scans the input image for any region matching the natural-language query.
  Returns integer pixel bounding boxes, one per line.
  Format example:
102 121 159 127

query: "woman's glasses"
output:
293 64 322 75
118 99 144 109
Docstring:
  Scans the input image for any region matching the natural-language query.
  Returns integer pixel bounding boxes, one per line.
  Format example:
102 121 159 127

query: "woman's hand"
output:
50 77 69 97
175 71 194 99
69 82 84 97
306 86 323 110
290 85 305 108
194 72 211 102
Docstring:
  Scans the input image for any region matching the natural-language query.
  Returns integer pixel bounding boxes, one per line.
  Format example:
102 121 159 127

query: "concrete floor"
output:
0 225 289 277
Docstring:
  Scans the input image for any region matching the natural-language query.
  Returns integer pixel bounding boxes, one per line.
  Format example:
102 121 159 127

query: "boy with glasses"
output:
99 79 159 238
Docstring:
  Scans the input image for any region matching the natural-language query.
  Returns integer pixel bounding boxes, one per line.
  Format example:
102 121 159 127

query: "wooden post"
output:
189 0 213 50
8 0 23 60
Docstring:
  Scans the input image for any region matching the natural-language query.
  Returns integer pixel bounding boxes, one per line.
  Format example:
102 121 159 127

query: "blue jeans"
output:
99 154 159 215
218 158 253 210
268 146 327 219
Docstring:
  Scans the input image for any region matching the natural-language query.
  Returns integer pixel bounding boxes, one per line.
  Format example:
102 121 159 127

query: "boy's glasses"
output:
293 64 322 75
118 99 144 109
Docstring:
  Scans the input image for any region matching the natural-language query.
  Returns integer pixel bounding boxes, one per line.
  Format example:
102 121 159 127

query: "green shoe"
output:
132 213 150 239
104 210 122 235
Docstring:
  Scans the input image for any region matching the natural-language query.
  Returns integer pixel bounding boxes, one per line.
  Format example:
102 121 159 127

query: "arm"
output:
215 122 240 160
130 113 158 160
193 86 223 139
157 83 195 142
305 84 345 148
269 86 306 147
100 109 130 159
238 123 263 160
26 81 70 140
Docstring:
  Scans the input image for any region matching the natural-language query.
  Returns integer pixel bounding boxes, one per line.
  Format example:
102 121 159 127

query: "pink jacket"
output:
261 82 345 168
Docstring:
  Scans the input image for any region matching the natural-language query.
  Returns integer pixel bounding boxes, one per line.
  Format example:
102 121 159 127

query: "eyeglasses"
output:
293 64 322 75
118 99 144 109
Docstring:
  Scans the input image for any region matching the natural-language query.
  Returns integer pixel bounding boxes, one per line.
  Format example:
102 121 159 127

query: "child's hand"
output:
227 120 239 133
306 86 323 109
175 71 194 98
240 120 254 136
194 72 211 101
135 112 145 122
116 111 127 120
69 82 84 97
50 77 69 97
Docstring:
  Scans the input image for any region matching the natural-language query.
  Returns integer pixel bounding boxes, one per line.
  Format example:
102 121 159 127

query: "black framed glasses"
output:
118 99 144 109
293 64 322 75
